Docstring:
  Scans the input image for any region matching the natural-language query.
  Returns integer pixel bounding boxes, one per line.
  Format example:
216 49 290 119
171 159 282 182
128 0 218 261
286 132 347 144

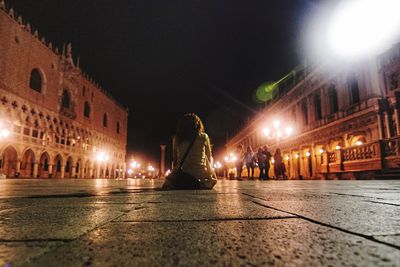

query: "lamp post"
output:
262 120 293 147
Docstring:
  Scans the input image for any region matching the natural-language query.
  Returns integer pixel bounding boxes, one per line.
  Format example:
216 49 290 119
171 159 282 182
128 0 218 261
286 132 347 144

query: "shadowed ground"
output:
0 179 399 266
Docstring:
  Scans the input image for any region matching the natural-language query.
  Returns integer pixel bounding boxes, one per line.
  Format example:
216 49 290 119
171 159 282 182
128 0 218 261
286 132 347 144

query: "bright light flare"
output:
327 0 400 60
214 161 222 169
0 129 10 138
263 128 270 137
355 141 363 146
96 151 109 162
335 145 341 150
273 120 281 129
285 127 293 136
319 149 324 154
305 151 311 157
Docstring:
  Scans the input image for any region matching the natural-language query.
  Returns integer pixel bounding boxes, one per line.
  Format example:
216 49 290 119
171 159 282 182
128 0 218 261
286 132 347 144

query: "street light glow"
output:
356 141 363 146
326 0 400 60
0 129 10 138
96 151 109 162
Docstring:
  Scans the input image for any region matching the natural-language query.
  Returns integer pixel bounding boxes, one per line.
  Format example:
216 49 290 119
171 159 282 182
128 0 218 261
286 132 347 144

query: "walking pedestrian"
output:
244 146 255 180
274 148 286 179
256 147 266 180
263 145 272 180
235 145 245 179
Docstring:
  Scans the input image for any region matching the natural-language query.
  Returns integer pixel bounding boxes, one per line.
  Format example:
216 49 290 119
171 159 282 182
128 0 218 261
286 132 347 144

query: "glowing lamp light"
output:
214 162 222 169
305 151 311 157
271 158 275 164
319 149 324 154
326 0 400 60
0 129 10 138
335 145 341 150
224 156 229 162
295 154 300 159
127 169 133 175
355 141 363 146
273 120 281 129
96 151 109 162
285 156 290 161
285 127 293 136
165 169 171 176
263 128 270 137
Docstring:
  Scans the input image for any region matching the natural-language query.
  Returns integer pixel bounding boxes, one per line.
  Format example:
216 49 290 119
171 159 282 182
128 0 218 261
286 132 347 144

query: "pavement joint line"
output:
0 238 71 243
243 193 400 251
110 216 298 223
364 200 400 207
329 192 385 200
373 233 400 237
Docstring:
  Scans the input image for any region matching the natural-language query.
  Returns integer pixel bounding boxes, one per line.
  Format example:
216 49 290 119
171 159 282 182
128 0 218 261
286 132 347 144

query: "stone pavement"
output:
0 179 399 266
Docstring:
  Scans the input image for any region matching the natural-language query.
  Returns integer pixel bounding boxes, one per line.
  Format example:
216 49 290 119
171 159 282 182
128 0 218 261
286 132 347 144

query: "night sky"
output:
6 0 320 165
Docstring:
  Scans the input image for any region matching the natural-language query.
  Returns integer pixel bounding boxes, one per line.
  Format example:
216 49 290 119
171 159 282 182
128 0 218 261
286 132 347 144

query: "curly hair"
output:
176 113 205 143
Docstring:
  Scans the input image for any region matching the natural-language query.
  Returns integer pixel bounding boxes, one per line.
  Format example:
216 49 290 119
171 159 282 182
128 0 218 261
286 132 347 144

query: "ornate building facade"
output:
0 2 128 178
226 44 400 179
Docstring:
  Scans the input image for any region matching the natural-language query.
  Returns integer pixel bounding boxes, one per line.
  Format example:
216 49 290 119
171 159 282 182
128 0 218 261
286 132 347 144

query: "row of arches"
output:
0 145 126 179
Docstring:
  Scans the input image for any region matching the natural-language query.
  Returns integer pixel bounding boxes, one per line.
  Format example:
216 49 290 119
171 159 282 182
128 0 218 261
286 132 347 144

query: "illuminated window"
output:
29 69 42 92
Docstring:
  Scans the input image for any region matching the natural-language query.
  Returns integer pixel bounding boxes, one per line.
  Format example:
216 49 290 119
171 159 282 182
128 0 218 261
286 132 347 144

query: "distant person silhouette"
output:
244 146 255 180
163 113 217 189
274 148 286 179
235 145 245 179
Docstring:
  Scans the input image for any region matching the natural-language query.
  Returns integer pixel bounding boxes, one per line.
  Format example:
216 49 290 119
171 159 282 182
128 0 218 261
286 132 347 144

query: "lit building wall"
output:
226 44 400 179
0 3 128 178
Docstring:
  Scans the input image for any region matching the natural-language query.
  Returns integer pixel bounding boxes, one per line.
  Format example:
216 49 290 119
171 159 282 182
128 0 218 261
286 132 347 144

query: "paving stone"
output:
115 196 292 222
0 242 62 267
0 205 133 240
24 219 400 267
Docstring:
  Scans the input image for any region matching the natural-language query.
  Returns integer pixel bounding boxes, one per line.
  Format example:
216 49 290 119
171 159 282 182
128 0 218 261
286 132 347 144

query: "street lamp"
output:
263 119 293 146
0 121 10 139
95 151 109 162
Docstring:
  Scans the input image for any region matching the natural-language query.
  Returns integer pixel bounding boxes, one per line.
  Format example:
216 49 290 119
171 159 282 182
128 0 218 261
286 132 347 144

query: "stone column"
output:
395 107 400 136
122 163 126 179
377 113 384 139
384 112 392 139
33 162 39 178
61 165 65 179
16 160 21 177
89 168 94 178
48 164 53 178
160 145 167 178
71 165 76 178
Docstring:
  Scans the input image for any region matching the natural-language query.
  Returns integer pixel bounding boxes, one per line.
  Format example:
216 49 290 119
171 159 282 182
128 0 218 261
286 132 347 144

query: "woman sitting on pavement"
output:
162 113 217 190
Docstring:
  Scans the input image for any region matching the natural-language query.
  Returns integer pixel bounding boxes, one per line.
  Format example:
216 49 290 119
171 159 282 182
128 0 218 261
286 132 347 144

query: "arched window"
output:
29 69 42 92
314 93 322 120
61 90 71 109
301 100 308 125
116 121 120 134
347 75 360 105
103 113 108 127
328 84 339 114
84 102 90 118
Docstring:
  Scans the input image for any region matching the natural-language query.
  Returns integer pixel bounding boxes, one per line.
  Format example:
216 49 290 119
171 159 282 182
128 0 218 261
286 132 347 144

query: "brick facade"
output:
0 2 128 178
